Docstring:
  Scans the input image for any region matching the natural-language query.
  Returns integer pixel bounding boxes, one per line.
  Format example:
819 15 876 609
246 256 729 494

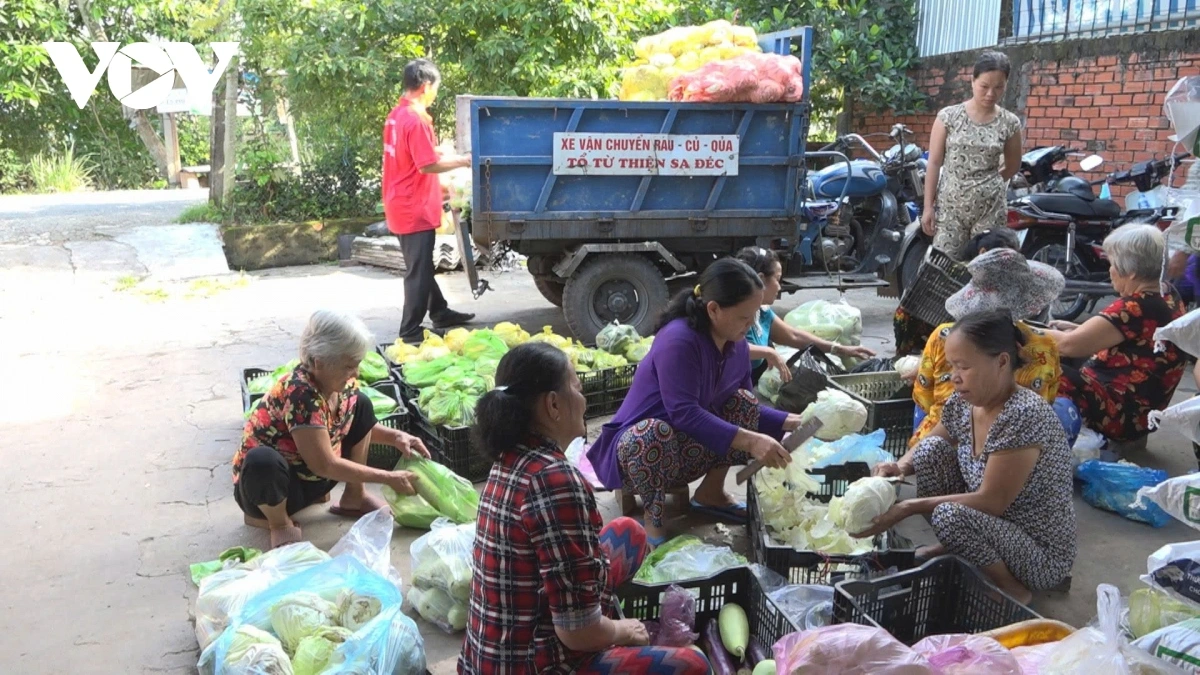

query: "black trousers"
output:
235 394 377 518
398 228 449 339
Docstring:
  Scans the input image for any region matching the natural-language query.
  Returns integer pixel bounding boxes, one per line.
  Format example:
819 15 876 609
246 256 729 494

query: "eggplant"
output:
701 618 738 675
745 638 770 668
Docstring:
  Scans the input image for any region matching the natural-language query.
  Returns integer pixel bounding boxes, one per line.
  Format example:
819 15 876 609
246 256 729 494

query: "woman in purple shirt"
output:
586 259 799 544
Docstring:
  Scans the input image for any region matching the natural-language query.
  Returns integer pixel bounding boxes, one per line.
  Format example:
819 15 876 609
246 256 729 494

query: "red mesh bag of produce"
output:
749 80 786 103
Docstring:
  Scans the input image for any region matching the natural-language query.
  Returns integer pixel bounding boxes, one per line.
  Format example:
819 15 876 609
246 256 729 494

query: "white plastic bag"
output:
409 518 474 633
1149 397 1200 445
329 508 403 589
1044 583 1189 674
1154 308 1200 357
784 299 863 346
895 355 920 381
800 388 868 441
194 543 331 650
638 543 747 584
1141 541 1200 608
1136 474 1200 531
1072 428 1106 468
1134 618 1200 673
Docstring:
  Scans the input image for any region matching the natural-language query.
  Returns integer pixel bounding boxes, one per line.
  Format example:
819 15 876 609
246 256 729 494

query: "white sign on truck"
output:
552 132 739 176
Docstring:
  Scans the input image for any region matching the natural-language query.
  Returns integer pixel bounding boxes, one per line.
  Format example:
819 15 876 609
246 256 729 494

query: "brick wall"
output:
852 29 1200 199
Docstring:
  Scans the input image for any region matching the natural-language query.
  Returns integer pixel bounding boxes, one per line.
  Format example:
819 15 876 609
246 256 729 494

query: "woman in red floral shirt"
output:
1046 224 1186 449
234 310 429 548
459 342 709 675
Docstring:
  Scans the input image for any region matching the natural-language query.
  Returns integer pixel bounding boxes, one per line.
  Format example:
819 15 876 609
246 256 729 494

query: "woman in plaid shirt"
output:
458 343 710 674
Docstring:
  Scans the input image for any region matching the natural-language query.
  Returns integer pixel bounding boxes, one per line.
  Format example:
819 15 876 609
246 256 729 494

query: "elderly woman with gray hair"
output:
233 310 429 548
1047 224 1186 449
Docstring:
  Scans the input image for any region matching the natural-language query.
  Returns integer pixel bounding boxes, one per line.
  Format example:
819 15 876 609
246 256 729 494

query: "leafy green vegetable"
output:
357 351 388 384
336 590 381 632
270 591 338 654
224 625 294 674
624 337 653 363
403 355 468 388
382 488 443 530
592 350 629 370
413 585 468 632
359 386 399 415
401 457 479 524
634 535 702 583
292 625 351 675
461 330 508 362
597 321 640 355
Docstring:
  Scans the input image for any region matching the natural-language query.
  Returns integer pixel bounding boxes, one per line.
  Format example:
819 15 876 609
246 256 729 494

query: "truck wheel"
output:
533 274 565 308
563 255 668 344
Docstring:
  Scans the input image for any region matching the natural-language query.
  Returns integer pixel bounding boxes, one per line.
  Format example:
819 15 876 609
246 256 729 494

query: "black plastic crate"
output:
240 367 270 412
579 363 638 419
827 372 915 459
367 410 408 470
619 566 799 653
747 468 917 585
833 555 1040 645
898 247 970 328
377 344 422 404
409 403 492 483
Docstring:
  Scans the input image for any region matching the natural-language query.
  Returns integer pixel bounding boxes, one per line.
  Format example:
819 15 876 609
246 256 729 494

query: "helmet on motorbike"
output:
1052 176 1096 201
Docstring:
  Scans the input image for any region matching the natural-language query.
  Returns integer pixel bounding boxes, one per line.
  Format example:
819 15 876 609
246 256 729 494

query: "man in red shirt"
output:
383 59 473 343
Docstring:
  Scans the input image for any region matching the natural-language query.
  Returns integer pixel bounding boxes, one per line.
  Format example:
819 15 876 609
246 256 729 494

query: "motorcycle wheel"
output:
1030 242 1089 321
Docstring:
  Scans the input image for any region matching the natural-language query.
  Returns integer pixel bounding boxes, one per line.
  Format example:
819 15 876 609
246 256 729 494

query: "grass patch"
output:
175 202 225 224
185 273 251 298
135 286 170 302
28 144 95 193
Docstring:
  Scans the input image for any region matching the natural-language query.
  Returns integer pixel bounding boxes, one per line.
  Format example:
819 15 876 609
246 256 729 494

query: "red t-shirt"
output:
382 98 442 235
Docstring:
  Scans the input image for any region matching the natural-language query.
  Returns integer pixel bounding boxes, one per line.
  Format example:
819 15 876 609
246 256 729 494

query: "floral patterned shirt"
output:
233 365 359 483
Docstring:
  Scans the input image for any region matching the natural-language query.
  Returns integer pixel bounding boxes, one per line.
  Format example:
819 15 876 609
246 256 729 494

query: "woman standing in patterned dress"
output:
865 310 1076 605
922 51 1024 260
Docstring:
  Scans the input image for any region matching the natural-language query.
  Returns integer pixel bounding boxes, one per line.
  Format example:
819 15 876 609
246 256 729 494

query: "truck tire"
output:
563 255 668 344
533 274 565 308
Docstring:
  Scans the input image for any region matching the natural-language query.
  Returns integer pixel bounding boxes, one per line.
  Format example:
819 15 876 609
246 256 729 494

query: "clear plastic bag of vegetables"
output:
409 518 474 633
198 556 426 675
597 320 641 355
784 299 863 346
402 355 467 388
358 386 398 416
397 457 479 524
461 329 508 361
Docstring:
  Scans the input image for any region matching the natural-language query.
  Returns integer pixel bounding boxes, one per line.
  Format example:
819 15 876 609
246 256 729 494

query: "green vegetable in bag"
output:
592 350 629 370
624 337 653 363
425 389 478 427
358 351 389 384
634 535 702 583
461 330 508 361
400 457 479 524
382 487 443 529
359 386 399 415
293 625 352 675
403 355 467 388
597 321 641 355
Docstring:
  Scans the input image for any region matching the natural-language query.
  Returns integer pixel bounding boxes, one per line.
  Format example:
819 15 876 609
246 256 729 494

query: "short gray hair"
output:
1104 223 1165 281
298 310 373 366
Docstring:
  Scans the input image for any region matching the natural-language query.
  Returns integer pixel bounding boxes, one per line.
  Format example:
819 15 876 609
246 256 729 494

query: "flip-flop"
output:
635 519 669 548
689 499 748 524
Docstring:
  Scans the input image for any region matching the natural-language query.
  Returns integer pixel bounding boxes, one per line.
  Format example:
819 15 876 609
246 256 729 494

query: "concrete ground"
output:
2 190 1198 673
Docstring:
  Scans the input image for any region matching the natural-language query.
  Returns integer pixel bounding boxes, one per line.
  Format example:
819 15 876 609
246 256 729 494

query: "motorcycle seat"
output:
1024 193 1121 220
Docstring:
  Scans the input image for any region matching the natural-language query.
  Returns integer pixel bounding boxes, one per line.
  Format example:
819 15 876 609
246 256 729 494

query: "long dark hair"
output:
656 258 763 333
472 342 572 459
949 309 1027 369
735 246 780 277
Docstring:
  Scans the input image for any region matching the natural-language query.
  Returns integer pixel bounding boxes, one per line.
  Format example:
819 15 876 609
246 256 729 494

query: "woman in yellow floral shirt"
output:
909 249 1081 447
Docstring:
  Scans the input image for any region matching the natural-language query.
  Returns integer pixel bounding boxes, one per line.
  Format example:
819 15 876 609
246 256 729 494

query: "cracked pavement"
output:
3 190 1200 673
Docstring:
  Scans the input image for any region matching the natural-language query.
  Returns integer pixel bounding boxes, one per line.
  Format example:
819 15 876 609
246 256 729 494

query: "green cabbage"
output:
423 390 478 427
272 359 301 381
247 373 276 395
402 355 468 388
401 458 479 524
224 625 294 675
624 337 653 363
591 350 629 370
270 591 338 654
799 389 868 441
597 321 641 355
827 477 897 534
358 351 389 384
359 386 399 415
413 585 469 632
413 554 473 603
292 626 352 675
784 300 862 346
336 590 382 632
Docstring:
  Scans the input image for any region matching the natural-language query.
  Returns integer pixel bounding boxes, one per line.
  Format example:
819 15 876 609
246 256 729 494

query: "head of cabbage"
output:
799 389 868 441
827 477 898 535
270 591 338 654
292 625 353 675
224 625 294 675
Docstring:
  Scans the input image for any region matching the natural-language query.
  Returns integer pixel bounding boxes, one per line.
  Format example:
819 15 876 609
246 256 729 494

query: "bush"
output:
0 147 30 193
28 145 95 193
226 147 379 224
176 202 226 224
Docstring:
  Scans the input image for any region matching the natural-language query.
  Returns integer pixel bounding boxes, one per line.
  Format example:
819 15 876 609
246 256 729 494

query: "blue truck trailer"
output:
456 27 904 342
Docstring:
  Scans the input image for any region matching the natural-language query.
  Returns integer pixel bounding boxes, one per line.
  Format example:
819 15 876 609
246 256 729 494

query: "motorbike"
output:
1006 152 1188 320
795 124 925 279
1008 145 1105 199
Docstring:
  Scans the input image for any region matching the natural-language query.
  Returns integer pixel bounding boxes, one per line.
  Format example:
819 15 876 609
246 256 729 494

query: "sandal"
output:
689 499 749 524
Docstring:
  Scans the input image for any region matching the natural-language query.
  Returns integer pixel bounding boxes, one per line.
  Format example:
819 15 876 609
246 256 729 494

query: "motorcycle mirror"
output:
1080 154 1104 171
